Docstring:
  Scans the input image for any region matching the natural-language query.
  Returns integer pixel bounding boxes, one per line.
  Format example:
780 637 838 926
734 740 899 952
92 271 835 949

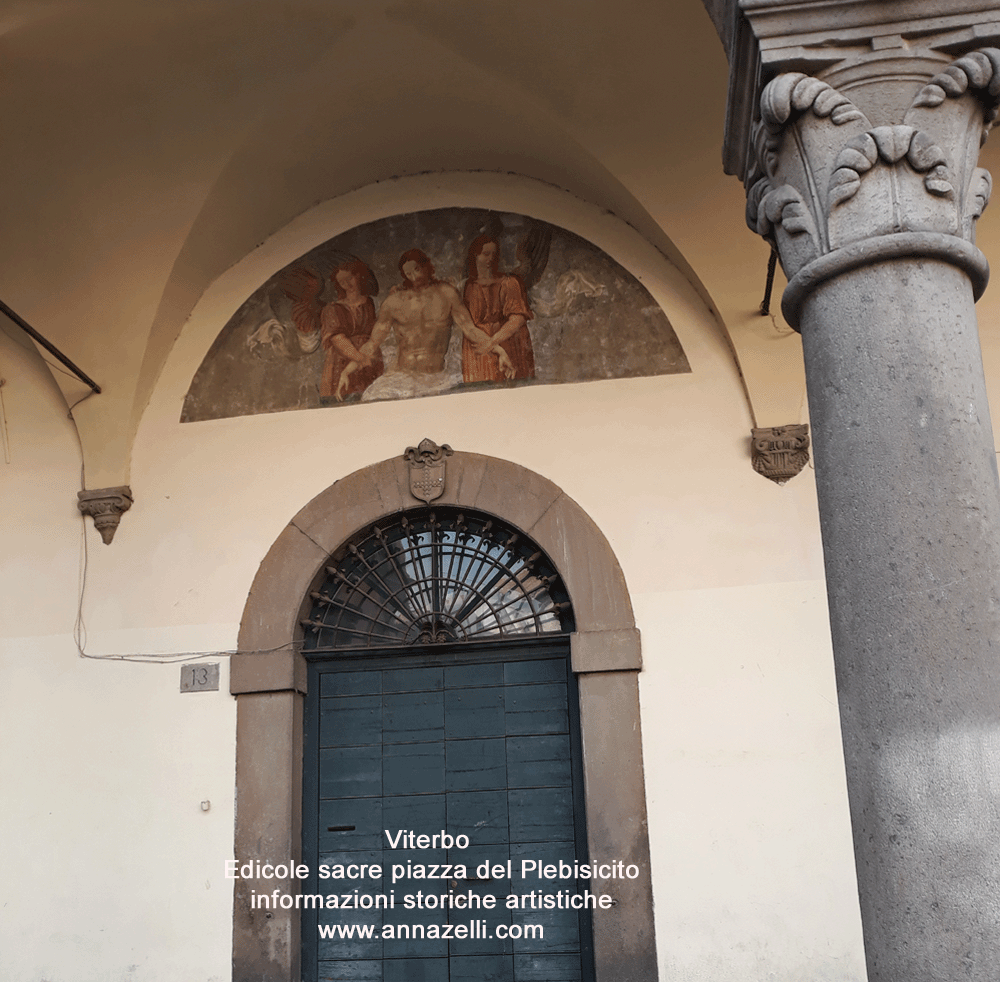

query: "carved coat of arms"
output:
404 438 454 503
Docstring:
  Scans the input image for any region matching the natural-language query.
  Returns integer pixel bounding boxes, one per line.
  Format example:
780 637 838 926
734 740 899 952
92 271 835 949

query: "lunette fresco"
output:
181 208 690 422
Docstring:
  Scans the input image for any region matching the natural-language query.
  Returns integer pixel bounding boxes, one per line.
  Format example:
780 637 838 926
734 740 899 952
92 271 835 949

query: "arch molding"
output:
231 449 657 982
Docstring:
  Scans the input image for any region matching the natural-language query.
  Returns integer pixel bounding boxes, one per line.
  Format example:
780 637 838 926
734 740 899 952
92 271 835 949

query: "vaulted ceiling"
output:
3 0 999 488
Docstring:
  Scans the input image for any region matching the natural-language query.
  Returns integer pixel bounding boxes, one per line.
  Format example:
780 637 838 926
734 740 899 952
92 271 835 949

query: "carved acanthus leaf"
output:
759 72 866 135
910 49 1000 139
754 185 820 272
755 73 867 183
746 177 774 244
758 185 816 237
971 168 993 220
829 127 952 208
746 73 869 245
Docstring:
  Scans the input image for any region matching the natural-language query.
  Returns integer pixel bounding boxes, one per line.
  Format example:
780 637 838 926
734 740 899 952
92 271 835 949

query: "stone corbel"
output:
751 424 810 484
77 486 133 544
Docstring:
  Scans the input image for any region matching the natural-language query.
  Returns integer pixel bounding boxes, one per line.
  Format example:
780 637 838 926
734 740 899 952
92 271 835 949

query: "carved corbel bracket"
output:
751 425 810 484
77 486 133 544
404 438 453 503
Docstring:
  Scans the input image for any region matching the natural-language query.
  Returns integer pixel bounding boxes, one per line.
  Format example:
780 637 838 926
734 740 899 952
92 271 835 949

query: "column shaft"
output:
801 258 1000 979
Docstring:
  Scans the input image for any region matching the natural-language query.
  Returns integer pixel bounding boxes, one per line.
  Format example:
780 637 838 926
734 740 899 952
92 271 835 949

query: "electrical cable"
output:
66 389 96 417
72 489 303 663
57 366 286 664
0 319 90 388
2 305 298 664
0 379 9 464
0 298 101 392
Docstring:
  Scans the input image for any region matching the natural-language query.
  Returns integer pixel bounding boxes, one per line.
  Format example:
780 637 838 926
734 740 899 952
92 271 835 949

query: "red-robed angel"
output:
278 259 383 402
461 230 548 384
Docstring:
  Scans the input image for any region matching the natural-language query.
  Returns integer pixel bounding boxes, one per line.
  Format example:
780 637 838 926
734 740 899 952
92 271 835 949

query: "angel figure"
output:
278 258 383 402
461 233 537 384
321 259 383 402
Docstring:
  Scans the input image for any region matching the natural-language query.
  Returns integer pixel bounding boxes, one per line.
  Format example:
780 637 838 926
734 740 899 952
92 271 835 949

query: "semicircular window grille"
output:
301 508 574 651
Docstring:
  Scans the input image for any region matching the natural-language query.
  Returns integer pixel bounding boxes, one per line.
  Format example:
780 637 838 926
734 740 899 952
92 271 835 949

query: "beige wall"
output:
0 177 866 981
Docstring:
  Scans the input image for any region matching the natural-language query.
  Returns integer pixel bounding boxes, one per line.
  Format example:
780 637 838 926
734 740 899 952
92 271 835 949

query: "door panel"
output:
303 640 591 982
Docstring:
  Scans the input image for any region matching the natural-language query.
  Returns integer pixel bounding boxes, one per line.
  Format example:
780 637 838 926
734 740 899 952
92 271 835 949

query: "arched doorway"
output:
230 448 657 982
300 507 589 981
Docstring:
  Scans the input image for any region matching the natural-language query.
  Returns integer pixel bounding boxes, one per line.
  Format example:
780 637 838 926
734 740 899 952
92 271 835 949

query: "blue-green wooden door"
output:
302 640 593 982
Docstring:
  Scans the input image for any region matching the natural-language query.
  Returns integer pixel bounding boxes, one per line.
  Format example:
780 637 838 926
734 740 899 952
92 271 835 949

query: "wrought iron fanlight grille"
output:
302 508 574 651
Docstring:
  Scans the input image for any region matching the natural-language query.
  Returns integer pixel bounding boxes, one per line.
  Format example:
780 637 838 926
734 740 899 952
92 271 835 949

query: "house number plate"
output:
180 662 220 692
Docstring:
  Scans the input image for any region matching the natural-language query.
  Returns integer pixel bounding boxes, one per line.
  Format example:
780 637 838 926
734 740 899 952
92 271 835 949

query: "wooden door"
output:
302 639 593 982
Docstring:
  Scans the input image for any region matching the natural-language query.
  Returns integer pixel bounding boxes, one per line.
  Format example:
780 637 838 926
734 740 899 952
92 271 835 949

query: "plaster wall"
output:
0 182 865 981
0 327 236 982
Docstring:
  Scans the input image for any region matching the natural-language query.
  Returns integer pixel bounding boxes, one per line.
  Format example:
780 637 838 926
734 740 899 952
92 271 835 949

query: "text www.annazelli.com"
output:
318 923 542 940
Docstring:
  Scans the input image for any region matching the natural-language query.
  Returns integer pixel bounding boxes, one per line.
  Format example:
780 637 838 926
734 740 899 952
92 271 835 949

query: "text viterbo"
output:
384 830 469 849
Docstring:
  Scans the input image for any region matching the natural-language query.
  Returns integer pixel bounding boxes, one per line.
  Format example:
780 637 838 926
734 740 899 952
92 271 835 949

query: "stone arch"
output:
230 449 656 982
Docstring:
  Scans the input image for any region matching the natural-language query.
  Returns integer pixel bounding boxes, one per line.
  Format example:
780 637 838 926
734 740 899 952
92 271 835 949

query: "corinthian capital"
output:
746 49 1000 327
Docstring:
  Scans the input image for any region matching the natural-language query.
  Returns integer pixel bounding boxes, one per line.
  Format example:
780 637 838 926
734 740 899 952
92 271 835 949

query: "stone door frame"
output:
230 450 657 982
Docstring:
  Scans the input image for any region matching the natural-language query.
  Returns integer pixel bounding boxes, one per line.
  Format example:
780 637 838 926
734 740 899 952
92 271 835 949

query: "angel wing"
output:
513 222 552 291
278 266 325 337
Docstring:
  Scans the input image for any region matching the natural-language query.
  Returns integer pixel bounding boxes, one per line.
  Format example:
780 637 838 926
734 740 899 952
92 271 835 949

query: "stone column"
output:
742 38 1000 982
